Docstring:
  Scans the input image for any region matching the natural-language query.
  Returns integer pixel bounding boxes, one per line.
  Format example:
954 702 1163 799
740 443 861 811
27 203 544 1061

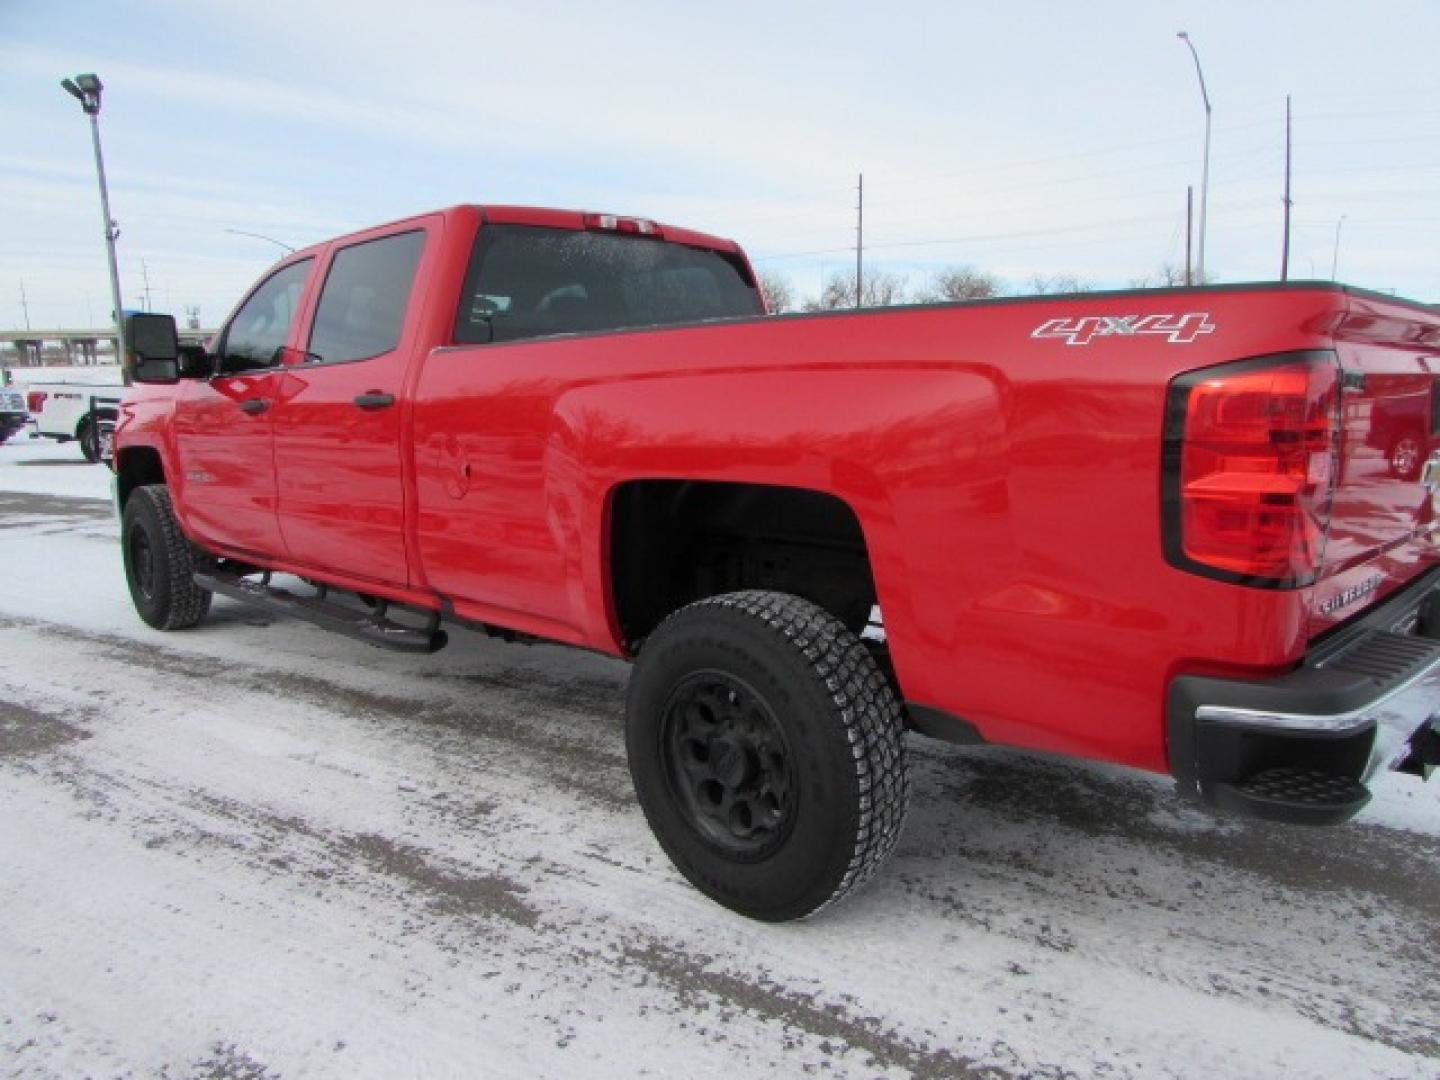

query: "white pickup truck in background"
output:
8 367 125 463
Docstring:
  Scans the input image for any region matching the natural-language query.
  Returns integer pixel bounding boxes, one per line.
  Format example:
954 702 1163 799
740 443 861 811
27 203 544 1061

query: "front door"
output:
172 257 315 558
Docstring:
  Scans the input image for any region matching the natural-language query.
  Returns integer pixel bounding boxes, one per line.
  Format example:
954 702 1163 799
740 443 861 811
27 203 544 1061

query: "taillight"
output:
26 390 47 413
1162 350 1341 587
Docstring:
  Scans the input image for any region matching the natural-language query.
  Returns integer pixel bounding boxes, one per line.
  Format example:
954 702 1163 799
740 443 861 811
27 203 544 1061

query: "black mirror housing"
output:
124 312 180 384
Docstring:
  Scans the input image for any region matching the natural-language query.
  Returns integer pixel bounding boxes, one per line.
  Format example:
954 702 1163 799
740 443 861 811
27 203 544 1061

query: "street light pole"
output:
1331 214 1348 279
1177 31 1212 283
225 228 297 255
61 73 127 383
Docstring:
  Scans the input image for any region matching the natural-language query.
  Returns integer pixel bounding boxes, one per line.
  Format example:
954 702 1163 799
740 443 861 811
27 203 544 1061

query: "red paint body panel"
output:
113 203 1440 780
269 213 447 586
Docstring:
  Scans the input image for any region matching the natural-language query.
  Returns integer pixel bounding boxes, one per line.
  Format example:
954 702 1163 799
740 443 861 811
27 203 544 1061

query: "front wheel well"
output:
609 480 879 651
116 445 166 509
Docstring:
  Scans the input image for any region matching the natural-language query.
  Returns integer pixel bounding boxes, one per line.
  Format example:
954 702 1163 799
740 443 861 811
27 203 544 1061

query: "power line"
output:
753 208 1198 263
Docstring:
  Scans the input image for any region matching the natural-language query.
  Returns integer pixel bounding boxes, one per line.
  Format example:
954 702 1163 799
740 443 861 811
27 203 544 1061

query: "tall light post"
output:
1177 31 1212 283
61 73 126 381
1331 214 1348 279
225 228 297 255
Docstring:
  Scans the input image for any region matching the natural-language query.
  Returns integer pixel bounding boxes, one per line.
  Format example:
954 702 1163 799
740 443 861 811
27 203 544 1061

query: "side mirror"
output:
124 313 180 384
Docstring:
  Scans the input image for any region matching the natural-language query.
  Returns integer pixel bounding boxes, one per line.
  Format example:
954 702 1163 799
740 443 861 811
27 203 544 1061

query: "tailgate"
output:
1311 293 1440 636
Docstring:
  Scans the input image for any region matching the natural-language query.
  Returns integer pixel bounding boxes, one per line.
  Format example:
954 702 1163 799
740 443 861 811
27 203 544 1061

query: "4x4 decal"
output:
1031 312 1216 346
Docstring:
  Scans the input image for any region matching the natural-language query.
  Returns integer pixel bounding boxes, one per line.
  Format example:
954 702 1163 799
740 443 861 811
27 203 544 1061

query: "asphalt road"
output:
1 455 1437 1079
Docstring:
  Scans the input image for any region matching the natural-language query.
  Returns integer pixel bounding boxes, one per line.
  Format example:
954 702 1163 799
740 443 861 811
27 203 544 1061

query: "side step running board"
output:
195 570 448 654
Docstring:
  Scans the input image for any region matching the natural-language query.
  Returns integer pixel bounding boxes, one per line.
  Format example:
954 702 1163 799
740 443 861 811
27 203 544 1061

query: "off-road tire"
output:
626 590 909 921
122 484 212 631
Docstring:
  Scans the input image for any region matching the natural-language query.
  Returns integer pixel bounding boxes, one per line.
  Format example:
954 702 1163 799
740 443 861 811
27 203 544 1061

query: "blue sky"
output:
2 0 1437 329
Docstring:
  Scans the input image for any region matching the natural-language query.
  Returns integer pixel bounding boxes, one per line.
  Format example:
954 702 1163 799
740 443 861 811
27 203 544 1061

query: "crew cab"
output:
111 204 1440 920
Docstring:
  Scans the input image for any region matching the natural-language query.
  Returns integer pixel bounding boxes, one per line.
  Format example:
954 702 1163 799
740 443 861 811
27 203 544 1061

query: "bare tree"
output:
1130 262 1206 288
1025 273 1093 295
916 266 1002 303
802 271 908 311
756 271 795 314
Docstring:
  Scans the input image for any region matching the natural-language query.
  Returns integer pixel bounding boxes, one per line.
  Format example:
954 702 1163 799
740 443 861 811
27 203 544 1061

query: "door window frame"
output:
286 216 440 371
215 256 319 372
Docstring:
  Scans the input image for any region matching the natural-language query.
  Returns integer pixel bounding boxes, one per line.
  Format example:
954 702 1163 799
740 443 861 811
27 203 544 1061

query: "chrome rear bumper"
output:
1169 567 1440 823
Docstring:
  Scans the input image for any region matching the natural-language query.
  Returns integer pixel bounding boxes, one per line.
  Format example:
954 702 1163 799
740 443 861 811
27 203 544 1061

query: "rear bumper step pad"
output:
1212 767 1370 826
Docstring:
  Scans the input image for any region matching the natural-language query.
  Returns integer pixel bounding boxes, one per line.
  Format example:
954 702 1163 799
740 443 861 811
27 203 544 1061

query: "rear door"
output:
269 221 433 586
172 257 315 557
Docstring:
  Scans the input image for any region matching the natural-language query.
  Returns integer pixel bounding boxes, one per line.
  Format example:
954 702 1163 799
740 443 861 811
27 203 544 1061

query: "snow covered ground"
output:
1 436 1437 1079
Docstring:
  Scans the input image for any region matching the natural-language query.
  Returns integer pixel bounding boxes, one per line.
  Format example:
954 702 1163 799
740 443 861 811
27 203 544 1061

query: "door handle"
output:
238 399 269 415
353 392 395 411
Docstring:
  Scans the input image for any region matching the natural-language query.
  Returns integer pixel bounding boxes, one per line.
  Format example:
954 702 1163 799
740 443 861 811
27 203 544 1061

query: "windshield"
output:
452 224 762 344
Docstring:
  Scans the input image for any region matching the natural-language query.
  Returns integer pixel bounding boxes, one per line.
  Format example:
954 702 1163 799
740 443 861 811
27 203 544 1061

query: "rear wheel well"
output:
609 480 878 650
116 446 166 509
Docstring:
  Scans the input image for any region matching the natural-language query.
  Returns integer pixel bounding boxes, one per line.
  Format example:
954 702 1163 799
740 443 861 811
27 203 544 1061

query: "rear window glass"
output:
453 225 762 344
309 230 425 364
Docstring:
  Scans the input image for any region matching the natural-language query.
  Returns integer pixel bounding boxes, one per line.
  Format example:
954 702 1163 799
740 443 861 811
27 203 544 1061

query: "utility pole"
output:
141 259 153 312
1185 186 1194 286
19 279 30 330
1281 95 1293 281
855 172 864 309
1332 214 1347 279
1177 32 1212 282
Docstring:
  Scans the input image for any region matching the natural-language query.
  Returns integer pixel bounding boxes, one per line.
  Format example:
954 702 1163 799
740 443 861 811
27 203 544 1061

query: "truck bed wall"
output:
416 287 1361 773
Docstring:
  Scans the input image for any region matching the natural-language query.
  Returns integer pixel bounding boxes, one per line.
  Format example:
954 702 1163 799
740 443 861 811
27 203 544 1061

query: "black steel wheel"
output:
129 525 157 601
121 484 212 631
661 670 797 860
627 590 909 921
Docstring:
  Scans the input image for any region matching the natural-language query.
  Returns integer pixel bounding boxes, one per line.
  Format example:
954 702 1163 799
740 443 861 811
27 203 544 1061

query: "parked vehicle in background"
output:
111 203 1440 921
0 385 27 444
23 377 123 462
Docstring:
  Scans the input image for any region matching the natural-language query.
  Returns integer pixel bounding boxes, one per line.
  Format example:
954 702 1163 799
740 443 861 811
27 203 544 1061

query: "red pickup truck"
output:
113 204 1440 921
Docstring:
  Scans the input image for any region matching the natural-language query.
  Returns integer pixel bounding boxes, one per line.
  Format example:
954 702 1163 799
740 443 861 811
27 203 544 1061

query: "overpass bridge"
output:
1 327 217 366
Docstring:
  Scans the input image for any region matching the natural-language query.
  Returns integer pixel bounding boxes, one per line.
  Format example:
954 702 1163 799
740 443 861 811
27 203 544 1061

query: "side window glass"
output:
308 231 425 364
222 258 313 371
